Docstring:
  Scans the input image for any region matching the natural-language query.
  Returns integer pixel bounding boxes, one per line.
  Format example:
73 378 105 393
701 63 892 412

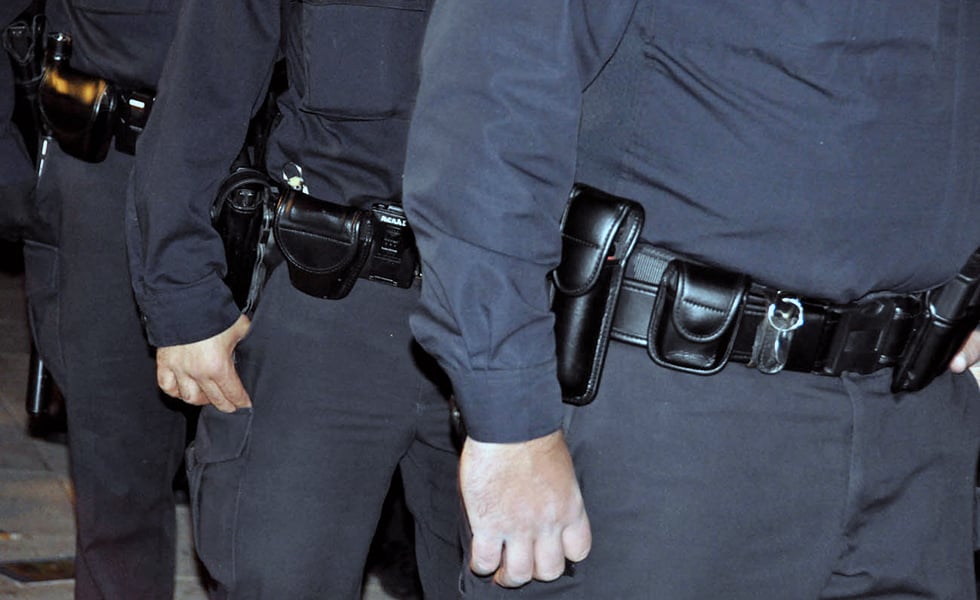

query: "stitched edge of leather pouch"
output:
273 189 372 299
552 185 644 406
647 261 749 374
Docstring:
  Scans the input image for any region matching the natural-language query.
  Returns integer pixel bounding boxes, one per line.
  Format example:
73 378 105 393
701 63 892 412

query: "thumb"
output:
225 314 252 348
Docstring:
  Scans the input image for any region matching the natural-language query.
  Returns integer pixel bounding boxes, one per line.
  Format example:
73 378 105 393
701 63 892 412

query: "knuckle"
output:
501 560 533 588
156 369 172 388
534 564 564 582
567 547 590 563
470 553 498 576
497 569 532 588
470 537 502 572
566 546 591 564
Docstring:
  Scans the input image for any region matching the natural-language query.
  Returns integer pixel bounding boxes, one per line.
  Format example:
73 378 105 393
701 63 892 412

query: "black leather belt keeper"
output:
553 185 980 405
38 32 153 162
273 188 419 300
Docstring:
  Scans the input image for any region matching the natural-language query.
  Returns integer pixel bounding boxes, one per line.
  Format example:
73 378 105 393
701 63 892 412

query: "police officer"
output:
126 0 460 597
0 1 36 243
21 2 192 598
402 2 980 598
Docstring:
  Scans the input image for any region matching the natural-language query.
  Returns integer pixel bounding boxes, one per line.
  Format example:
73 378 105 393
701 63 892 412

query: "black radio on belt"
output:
274 190 419 300
365 203 419 288
37 32 154 162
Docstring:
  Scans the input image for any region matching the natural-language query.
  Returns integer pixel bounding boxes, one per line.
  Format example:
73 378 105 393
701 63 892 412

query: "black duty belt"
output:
613 245 928 378
551 185 980 405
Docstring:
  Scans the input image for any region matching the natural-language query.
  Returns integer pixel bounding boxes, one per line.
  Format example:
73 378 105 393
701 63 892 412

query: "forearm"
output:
127 0 280 346
402 0 638 441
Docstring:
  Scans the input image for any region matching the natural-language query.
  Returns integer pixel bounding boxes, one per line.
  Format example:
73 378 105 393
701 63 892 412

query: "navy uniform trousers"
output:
24 143 189 599
187 265 461 599
461 341 980 599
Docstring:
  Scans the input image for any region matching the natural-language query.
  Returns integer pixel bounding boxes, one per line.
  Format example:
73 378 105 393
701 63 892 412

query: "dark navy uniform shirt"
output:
45 0 181 93
402 1 980 443
128 0 430 348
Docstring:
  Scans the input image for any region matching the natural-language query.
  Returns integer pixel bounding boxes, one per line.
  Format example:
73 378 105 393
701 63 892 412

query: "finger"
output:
531 533 566 582
200 373 251 411
561 513 593 563
494 540 534 588
198 378 236 412
950 330 980 372
231 314 252 339
950 332 980 372
469 532 503 577
205 389 237 413
213 370 252 409
176 378 210 408
157 367 179 398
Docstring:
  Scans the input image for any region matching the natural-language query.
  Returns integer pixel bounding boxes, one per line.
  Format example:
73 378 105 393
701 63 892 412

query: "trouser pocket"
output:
293 0 428 119
22 239 67 386
186 407 254 587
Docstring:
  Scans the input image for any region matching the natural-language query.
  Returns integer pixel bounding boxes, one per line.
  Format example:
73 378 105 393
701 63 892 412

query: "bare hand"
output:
459 430 591 588
156 314 252 412
950 329 980 387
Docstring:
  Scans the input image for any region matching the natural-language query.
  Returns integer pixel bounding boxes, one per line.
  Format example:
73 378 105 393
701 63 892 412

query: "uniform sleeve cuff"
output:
450 362 565 443
140 275 242 347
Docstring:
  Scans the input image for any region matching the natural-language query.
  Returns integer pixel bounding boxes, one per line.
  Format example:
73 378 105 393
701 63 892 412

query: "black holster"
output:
211 168 276 312
273 189 418 300
551 185 644 405
892 249 980 392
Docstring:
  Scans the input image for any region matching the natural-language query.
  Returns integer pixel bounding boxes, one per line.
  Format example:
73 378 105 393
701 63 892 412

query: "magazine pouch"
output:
648 261 749 374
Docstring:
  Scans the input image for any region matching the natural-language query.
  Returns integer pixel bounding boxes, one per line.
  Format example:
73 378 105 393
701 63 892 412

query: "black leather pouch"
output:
273 189 372 300
38 33 118 163
552 185 644 405
647 261 749 374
